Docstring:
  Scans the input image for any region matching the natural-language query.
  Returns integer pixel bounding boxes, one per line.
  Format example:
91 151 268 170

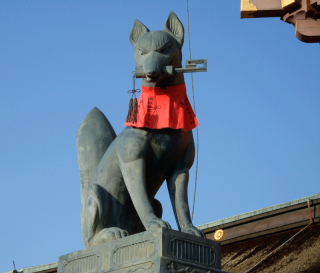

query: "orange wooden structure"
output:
241 0 320 43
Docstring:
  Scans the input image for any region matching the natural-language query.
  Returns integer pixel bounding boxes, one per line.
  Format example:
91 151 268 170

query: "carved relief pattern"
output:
127 262 155 273
63 253 101 273
113 240 155 265
169 238 216 266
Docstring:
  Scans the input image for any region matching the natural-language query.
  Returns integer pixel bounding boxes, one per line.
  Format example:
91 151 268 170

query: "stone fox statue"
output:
77 11 204 248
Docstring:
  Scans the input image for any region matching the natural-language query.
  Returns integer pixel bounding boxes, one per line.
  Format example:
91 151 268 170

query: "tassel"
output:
133 98 138 123
126 98 133 122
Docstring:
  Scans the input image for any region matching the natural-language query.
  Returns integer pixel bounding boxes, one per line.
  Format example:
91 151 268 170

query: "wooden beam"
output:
240 0 300 18
201 197 320 245
241 0 320 43
281 0 301 9
296 19 320 42
241 0 285 18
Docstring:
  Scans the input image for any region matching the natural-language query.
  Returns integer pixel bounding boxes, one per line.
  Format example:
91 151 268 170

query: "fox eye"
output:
139 49 146 56
160 45 171 54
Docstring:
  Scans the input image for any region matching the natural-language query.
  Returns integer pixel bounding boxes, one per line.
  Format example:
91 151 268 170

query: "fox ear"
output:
130 20 150 48
163 11 184 48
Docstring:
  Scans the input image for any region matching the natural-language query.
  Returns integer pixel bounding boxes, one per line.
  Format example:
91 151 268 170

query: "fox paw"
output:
146 218 172 231
181 224 205 238
89 227 129 247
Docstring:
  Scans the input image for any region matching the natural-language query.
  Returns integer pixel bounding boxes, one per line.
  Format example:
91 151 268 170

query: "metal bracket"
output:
135 59 207 78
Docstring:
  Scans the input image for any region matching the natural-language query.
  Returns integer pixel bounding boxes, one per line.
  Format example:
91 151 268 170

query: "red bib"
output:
124 84 198 131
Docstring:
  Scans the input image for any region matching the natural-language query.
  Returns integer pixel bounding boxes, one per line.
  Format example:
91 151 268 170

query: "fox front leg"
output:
119 158 171 230
118 130 171 231
166 169 205 238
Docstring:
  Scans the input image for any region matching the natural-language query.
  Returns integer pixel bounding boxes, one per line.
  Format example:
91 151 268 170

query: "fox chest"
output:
148 131 190 166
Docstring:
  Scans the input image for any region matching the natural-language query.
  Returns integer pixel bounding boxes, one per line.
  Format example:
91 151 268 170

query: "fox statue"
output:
76 11 204 248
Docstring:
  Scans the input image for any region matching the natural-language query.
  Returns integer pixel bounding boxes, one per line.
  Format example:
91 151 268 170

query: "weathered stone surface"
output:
77 12 205 249
58 229 229 273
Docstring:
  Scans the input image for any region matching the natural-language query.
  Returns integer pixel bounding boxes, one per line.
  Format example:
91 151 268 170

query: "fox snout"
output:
133 31 178 83
141 50 171 82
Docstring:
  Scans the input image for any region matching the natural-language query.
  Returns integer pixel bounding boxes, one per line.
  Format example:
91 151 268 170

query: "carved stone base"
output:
58 228 229 273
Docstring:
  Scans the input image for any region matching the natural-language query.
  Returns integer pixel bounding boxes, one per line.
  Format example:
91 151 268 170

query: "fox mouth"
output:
146 73 163 83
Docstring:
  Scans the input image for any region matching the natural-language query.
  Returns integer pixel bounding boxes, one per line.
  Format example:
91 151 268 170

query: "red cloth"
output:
124 84 198 131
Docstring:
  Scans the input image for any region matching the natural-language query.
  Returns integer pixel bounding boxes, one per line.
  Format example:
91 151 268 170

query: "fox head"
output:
130 11 185 87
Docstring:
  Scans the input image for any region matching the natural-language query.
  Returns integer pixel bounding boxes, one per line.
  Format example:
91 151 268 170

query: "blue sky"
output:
1 1 319 272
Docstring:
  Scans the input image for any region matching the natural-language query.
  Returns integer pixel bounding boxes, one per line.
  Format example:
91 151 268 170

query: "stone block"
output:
58 228 229 273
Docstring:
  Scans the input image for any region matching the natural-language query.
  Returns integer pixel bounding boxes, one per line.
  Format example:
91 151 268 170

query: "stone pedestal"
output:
58 228 229 273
